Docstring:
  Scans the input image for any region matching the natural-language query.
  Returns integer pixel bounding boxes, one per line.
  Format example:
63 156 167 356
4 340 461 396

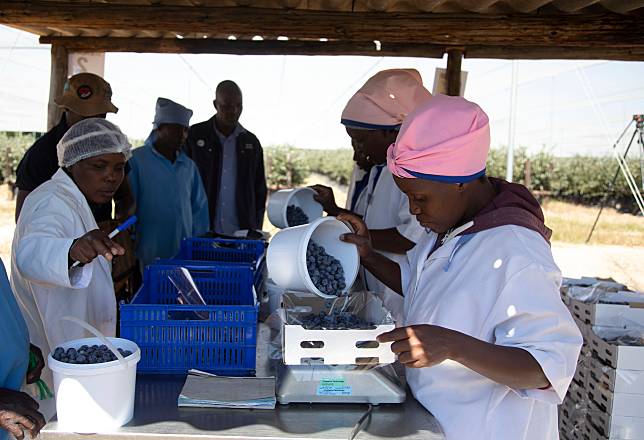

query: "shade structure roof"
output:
1 0 643 59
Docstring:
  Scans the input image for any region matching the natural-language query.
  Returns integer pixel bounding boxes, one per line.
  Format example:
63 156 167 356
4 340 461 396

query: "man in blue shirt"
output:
129 98 210 271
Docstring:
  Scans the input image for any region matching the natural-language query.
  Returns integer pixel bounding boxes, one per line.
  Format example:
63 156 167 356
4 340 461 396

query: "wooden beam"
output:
37 36 644 61
38 37 446 57
446 49 463 96
48 44 67 130
463 45 644 61
3 2 644 48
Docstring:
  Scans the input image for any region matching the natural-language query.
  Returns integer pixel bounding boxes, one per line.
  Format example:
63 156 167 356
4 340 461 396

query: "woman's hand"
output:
0 389 46 440
69 229 125 265
337 213 375 261
25 345 44 384
310 185 340 216
377 325 461 368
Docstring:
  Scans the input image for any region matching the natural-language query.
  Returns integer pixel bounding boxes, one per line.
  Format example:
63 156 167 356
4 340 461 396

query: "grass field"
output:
543 199 644 246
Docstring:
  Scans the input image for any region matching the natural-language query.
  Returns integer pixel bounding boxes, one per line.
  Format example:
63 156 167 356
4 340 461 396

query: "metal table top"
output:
41 374 444 440
40 324 444 440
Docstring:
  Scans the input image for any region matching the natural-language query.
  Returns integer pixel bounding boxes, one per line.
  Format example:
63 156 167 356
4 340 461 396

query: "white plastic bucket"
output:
48 337 140 433
267 217 359 299
267 188 323 229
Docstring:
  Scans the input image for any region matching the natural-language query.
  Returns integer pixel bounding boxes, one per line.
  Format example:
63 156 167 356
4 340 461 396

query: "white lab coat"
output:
400 225 583 440
344 164 368 210
11 169 116 389
354 165 424 322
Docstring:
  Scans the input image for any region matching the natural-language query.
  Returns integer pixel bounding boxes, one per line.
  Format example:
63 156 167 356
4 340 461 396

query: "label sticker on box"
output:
317 378 352 396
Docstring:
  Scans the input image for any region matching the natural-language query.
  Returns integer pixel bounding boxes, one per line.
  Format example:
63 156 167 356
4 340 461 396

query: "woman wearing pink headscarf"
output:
339 95 582 440
311 69 431 321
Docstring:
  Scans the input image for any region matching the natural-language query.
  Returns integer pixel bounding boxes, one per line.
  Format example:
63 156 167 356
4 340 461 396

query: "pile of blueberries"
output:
300 311 374 330
306 240 346 296
52 345 133 364
287 204 309 226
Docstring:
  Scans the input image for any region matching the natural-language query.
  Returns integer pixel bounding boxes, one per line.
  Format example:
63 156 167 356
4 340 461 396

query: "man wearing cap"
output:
14 72 135 223
185 80 267 235
129 98 209 270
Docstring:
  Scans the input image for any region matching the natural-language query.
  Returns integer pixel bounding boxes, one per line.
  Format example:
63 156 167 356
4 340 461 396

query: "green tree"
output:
264 145 310 190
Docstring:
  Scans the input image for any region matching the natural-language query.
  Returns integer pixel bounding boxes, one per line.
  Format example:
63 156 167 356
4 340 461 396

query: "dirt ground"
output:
3 180 643 291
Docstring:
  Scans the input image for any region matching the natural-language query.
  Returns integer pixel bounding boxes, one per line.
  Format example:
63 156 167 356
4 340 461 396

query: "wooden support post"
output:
446 49 463 96
48 44 68 130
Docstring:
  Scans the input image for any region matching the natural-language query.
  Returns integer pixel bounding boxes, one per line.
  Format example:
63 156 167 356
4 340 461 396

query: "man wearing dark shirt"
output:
15 72 134 222
185 80 267 234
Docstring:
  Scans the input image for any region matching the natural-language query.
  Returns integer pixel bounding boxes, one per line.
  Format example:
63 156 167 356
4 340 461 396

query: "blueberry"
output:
287 205 309 227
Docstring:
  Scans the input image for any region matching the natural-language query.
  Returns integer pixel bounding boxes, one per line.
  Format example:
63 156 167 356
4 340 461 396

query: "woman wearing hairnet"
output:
10 118 130 393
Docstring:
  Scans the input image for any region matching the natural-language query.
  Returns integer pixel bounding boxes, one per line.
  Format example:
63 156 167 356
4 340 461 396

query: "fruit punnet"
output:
287 204 309 226
300 311 374 330
52 344 133 364
306 240 346 296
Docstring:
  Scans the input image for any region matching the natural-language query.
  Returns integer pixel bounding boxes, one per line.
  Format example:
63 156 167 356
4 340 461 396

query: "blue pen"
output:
71 215 137 268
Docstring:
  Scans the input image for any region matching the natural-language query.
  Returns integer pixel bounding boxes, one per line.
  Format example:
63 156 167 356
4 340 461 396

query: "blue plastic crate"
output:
154 258 266 299
120 264 258 375
144 263 257 305
177 238 265 264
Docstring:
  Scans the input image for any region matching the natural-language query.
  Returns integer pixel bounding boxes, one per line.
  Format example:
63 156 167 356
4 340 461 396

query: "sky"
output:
1 25 643 157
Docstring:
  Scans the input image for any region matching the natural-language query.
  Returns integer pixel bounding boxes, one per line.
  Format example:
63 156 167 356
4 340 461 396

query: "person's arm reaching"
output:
378 325 550 390
337 213 402 295
370 228 415 254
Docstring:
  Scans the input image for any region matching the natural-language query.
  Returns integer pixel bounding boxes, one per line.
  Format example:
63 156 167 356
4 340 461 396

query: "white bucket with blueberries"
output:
267 187 323 229
48 318 140 433
267 216 359 299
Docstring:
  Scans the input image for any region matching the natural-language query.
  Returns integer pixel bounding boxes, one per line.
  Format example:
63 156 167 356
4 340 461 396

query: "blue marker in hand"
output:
71 215 137 268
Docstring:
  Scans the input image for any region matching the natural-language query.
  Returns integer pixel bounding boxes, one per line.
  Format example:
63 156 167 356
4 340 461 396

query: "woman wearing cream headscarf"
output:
339 95 582 440
312 69 432 320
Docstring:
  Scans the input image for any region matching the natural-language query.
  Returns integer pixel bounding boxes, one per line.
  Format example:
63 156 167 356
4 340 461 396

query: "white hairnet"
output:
57 118 132 167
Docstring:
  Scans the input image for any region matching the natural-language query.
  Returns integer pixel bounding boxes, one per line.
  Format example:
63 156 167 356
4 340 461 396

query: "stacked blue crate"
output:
120 238 266 376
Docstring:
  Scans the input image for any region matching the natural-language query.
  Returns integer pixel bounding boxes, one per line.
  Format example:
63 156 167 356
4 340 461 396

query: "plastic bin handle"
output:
61 316 127 368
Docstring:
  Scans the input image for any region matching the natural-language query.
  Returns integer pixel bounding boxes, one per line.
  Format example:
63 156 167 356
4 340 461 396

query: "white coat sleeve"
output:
15 197 92 289
490 263 583 404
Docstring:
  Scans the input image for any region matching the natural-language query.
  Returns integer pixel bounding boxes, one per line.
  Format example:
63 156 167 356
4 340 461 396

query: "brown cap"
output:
55 73 118 116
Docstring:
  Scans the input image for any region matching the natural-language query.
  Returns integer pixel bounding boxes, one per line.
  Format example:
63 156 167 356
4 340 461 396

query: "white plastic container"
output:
267 187 323 229
48 337 140 433
267 216 359 298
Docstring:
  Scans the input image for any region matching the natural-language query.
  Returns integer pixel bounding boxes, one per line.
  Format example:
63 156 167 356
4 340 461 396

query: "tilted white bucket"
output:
267 187 323 229
267 216 359 298
48 335 140 433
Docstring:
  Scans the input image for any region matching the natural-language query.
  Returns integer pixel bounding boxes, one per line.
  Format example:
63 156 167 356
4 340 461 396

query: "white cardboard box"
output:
588 384 644 418
588 356 644 394
589 411 644 440
569 297 644 328
282 292 396 366
588 329 644 370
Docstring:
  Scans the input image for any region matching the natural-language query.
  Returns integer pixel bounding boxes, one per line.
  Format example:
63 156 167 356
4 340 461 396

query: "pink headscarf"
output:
341 69 432 130
387 94 490 183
